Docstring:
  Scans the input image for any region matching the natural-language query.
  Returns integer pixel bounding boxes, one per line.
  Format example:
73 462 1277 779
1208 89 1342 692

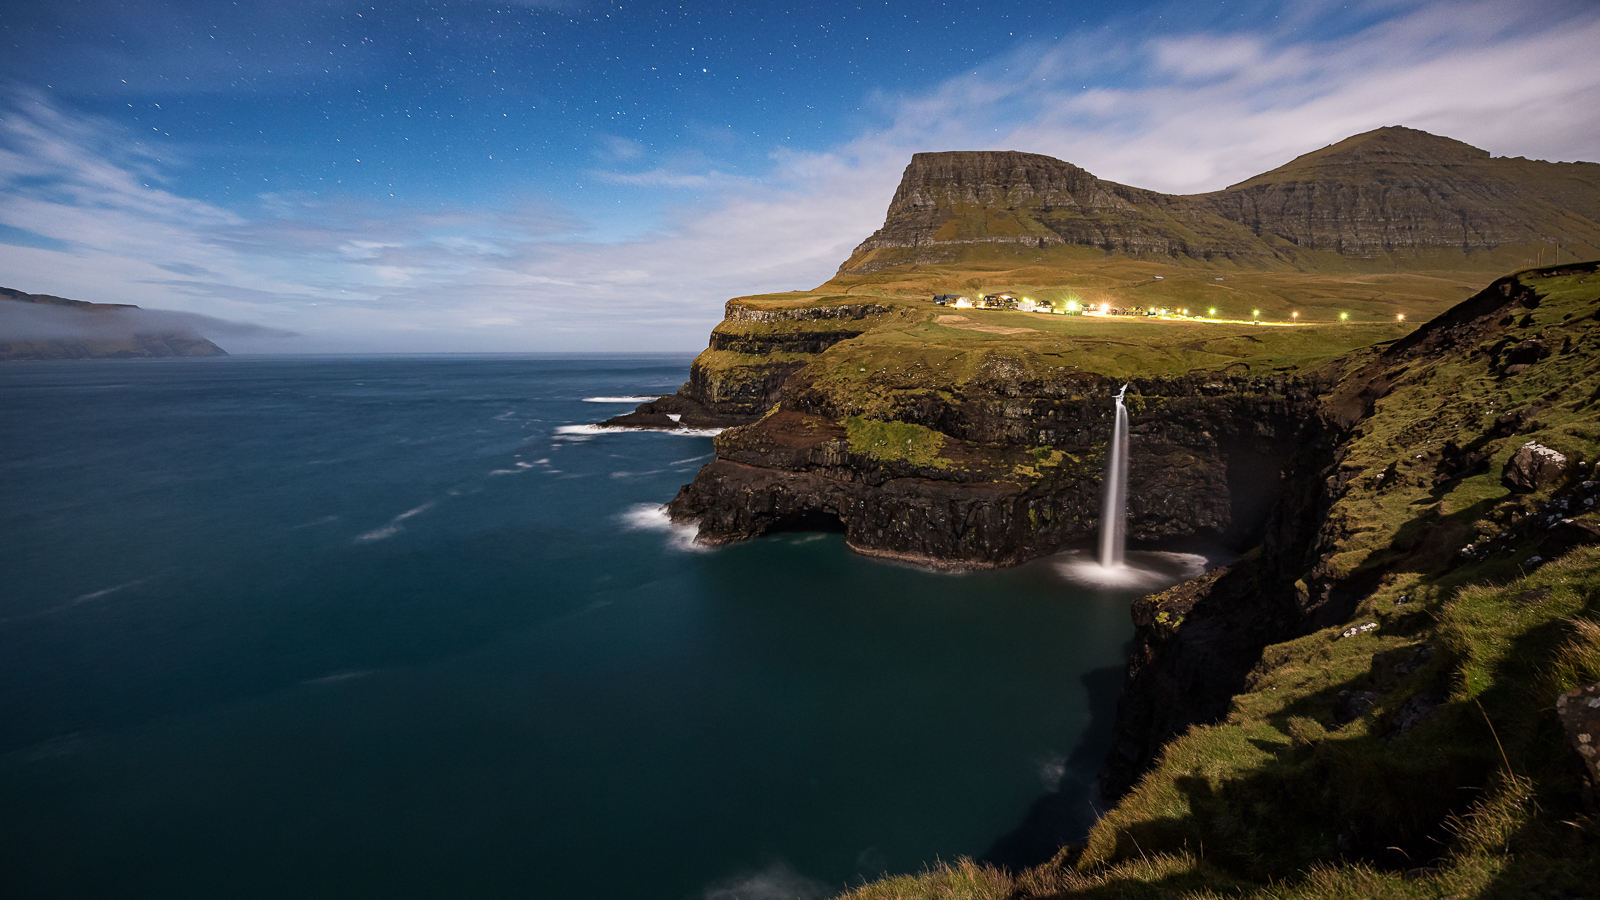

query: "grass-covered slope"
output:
840 129 1600 278
834 262 1600 898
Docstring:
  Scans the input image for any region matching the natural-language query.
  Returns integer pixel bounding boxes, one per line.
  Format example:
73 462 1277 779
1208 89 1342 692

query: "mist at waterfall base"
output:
1 356 1215 900
1055 386 1211 590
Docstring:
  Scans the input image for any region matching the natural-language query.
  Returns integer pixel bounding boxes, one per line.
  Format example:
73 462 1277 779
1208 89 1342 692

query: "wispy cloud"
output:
855 0 1600 193
1 0 1596 353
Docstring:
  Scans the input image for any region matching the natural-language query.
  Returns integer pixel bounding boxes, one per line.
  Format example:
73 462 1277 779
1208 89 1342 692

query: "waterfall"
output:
1098 384 1130 568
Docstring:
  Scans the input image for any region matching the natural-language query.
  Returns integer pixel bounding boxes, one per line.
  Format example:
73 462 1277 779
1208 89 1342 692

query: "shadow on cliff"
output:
979 661 1128 872
1088 585 1598 887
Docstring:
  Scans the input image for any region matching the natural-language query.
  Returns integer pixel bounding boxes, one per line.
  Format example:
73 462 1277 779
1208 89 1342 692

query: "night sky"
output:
2 0 1598 351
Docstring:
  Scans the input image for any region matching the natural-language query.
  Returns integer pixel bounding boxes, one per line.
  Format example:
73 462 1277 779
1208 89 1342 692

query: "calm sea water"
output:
1 355 1151 900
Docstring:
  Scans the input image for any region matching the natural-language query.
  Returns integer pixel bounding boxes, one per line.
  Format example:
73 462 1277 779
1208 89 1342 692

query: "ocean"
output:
1 355 1163 899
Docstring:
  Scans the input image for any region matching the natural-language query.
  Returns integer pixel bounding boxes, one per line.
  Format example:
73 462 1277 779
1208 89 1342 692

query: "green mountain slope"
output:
839 128 1600 277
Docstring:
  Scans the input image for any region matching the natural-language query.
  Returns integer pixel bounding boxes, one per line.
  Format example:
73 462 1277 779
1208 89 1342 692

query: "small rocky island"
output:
609 127 1600 894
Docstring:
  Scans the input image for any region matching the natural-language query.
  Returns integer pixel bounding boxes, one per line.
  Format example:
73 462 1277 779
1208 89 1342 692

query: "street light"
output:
1340 312 1349 321
1397 313 1405 322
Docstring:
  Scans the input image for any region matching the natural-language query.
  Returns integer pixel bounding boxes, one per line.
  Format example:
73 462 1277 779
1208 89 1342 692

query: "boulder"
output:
1502 441 1568 492
1334 690 1383 725
1556 682 1600 784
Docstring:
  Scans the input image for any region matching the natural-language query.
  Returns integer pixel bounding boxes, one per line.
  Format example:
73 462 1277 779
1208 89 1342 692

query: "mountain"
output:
839 127 1600 275
0 287 228 360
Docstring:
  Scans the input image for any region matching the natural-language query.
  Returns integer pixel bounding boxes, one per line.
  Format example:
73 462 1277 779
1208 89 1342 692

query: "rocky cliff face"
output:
1196 127 1600 260
841 150 1286 274
670 369 1329 568
839 127 1600 274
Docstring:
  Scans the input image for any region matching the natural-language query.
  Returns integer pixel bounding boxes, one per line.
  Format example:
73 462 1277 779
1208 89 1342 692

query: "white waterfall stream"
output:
1097 384 1129 568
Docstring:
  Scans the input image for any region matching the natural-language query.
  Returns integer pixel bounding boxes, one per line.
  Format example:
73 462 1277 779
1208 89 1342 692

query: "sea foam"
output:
1052 550 1211 590
619 502 709 553
581 395 661 403
556 424 724 438
356 501 435 542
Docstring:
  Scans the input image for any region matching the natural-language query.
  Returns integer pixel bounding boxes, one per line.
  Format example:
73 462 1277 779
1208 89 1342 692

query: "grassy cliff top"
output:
708 264 1494 402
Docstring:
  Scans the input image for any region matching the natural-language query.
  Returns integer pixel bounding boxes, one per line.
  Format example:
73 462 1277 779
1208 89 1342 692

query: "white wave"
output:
702 861 828 900
1053 549 1211 590
582 395 661 403
548 599 614 624
303 669 374 685
291 515 340 530
556 423 724 438
490 461 539 476
667 413 682 422
356 502 435 542
0 579 147 624
619 502 710 553
7 733 89 764
1037 753 1067 790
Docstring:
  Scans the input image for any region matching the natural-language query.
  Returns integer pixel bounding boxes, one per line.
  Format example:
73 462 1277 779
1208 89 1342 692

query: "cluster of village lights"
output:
1075 306 1406 324
956 294 1409 324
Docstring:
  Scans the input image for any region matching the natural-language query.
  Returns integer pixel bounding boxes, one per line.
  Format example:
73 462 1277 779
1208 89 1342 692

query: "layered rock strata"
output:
601 299 891 429
669 371 1326 568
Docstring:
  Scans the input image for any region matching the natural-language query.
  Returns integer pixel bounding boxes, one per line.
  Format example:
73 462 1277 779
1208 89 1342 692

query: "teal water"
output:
1 356 1153 899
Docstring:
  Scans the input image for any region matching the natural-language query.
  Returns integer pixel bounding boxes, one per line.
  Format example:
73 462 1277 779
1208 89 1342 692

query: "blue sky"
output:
1 0 1597 352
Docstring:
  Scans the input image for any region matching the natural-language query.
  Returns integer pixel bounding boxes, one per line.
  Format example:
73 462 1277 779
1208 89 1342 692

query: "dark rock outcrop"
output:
670 374 1326 568
1557 682 1600 785
1503 441 1569 492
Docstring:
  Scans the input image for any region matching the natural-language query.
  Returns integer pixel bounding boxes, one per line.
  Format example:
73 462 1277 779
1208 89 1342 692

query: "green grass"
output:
845 415 953 468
